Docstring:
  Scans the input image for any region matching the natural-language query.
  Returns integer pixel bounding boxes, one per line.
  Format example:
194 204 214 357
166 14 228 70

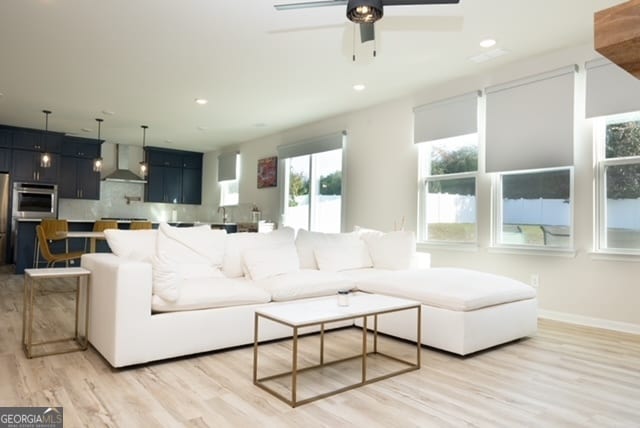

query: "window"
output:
494 168 573 249
282 148 343 232
595 112 640 252
419 133 478 243
218 152 239 206
220 179 239 206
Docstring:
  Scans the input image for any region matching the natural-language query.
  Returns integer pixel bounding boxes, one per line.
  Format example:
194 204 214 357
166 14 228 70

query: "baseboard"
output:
538 309 640 335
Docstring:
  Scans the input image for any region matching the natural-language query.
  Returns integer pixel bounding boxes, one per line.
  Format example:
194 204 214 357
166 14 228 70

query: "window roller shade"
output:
485 65 576 173
413 91 480 143
586 58 640 118
218 152 238 182
277 131 346 159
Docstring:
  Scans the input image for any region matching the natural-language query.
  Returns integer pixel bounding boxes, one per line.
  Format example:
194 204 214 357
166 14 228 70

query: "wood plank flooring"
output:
1 266 639 427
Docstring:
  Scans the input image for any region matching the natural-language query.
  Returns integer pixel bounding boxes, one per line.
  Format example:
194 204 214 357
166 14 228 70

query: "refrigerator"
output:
0 173 8 265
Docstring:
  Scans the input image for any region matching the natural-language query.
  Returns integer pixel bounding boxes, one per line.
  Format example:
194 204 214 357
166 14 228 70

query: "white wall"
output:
203 43 640 330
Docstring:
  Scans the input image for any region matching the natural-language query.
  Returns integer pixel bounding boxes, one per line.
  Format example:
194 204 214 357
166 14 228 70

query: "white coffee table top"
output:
256 292 420 326
24 267 91 278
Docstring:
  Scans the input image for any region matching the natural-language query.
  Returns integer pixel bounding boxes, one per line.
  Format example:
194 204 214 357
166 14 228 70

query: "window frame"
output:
594 114 640 255
492 166 575 252
417 135 479 246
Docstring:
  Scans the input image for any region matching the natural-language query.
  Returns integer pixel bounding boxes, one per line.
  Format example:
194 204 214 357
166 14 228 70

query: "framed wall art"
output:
257 156 277 188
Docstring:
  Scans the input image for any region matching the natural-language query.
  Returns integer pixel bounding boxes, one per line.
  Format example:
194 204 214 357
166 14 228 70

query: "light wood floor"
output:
1 267 640 427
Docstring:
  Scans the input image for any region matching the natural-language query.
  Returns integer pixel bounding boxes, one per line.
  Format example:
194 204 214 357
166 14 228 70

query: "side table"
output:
22 267 91 358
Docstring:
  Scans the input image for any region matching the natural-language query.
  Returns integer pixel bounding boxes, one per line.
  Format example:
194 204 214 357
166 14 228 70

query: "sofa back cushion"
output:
295 229 360 269
152 223 227 301
222 227 295 278
360 230 416 270
243 242 300 280
104 229 157 262
314 240 373 272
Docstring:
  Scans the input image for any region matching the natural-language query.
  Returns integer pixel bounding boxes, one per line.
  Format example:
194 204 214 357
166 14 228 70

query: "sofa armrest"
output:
410 251 431 269
81 253 152 367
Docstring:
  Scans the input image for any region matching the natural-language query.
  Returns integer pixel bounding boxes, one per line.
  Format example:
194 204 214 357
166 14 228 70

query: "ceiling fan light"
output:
347 0 383 24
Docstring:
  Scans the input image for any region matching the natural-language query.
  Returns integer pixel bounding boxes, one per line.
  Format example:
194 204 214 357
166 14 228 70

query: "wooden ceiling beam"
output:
595 0 640 79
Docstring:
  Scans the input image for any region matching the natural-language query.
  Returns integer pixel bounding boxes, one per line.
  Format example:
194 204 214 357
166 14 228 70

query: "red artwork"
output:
257 156 277 188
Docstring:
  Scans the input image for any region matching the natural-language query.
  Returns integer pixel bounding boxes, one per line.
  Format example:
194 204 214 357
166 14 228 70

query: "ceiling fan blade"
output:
382 0 459 5
274 0 347 11
360 22 375 43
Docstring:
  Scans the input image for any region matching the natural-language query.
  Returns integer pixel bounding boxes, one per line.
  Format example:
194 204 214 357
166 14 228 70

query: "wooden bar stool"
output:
33 219 70 268
35 225 84 267
86 220 118 252
130 221 152 230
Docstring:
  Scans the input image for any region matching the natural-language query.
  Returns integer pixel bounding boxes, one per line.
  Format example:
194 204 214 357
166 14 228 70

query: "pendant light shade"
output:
40 110 52 168
93 118 104 172
346 0 383 23
139 125 148 178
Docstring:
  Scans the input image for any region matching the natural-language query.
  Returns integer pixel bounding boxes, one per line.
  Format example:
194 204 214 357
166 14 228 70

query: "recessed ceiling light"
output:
197 126 208 131
165 139 173 144
353 84 366 91
81 128 92 133
195 98 208 105
102 110 115 116
480 39 496 48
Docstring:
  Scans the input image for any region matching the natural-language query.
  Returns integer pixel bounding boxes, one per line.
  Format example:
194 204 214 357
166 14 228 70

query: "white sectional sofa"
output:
81 224 537 368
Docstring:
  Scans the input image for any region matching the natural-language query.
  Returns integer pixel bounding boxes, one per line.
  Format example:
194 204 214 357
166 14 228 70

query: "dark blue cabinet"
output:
145 147 202 204
0 129 11 148
61 137 101 159
12 130 62 153
59 157 100 200
11 149 59 183
0 148 10 172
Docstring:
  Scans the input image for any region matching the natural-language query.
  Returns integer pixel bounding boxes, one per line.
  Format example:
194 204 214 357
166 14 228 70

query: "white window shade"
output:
413 91 480 143
218 152 238 182
277 131 345 159
586 58 640 119
485 65 577 173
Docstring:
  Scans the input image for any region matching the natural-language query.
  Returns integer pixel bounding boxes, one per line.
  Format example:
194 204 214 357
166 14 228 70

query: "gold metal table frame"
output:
253 303 421 407
22 267 91 358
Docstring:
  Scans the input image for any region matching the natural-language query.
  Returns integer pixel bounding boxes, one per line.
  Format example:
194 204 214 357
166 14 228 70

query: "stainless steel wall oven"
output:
12 182 58 219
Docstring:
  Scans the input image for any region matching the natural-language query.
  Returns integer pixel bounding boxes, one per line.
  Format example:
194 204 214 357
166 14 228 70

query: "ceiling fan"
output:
274 0 461 45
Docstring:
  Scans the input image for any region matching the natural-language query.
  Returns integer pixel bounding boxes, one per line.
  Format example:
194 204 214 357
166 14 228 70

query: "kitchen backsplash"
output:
58 181 266 223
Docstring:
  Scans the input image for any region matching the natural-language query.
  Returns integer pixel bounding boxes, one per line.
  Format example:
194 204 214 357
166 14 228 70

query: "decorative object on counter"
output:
139 125 149 178
257 156 277 188
251 205 261 223
93 118 104 172
40 110 52 168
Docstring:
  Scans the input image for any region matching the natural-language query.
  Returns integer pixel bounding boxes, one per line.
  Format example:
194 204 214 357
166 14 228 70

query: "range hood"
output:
102 144 147 183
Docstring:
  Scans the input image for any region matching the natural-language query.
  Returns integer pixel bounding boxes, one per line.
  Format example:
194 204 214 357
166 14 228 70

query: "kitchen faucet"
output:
217 206 228 223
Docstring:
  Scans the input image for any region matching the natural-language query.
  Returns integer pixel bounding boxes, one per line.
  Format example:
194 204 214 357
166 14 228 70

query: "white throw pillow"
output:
361 230 416 270
295 229 360 269
152 223 226 301
243 242 300 280
104 229 157 262
222 227 295 278
314 240 373 272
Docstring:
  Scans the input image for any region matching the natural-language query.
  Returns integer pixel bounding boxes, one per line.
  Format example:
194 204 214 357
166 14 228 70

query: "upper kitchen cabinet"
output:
11 149 59 183
0 129 11 148
12 130 63 153
58 136 102 200
0 148 10 172
144 147 202 204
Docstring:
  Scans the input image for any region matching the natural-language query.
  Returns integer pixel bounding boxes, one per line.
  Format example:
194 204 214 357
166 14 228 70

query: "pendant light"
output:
93 118 104 172
40 110 52 168
139 125 148 178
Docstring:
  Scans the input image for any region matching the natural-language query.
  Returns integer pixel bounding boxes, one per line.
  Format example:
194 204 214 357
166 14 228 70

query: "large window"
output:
595 112 640 252
282 148 343 232
419 133 478 243
218 152 239 206
220 180 239 206
494 168 573 248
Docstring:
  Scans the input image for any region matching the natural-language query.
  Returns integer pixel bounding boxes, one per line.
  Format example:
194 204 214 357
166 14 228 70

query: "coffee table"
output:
253 292 421 407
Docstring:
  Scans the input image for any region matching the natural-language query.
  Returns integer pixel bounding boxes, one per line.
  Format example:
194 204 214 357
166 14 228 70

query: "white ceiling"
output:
0 0 624 152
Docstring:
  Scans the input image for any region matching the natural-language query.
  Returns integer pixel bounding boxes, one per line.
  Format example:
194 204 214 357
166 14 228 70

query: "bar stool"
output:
35 225 84 267
86 220 118 252
129 221 152 230
33 219 69 268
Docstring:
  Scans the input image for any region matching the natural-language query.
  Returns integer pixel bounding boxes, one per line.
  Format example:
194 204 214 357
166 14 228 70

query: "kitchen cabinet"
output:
61 136 101 159
12 130 62 153
145 147 202 204
0 148 10 172
59 157 100 200
11 149 59 183
0 129 11 148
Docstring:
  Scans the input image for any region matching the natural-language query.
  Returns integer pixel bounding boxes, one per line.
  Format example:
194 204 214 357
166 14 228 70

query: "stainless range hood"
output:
103 144 147 183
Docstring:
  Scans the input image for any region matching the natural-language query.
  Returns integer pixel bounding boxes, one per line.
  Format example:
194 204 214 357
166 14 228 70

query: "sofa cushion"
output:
104 229 157 262
243 242 300 280
295 229 360 269
356 268 537 311
314 240 373 272
152 223 227 301
222 227 295 278
360 230 415 270
253 270 355 302
338 267 392 281
151 277 271 312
